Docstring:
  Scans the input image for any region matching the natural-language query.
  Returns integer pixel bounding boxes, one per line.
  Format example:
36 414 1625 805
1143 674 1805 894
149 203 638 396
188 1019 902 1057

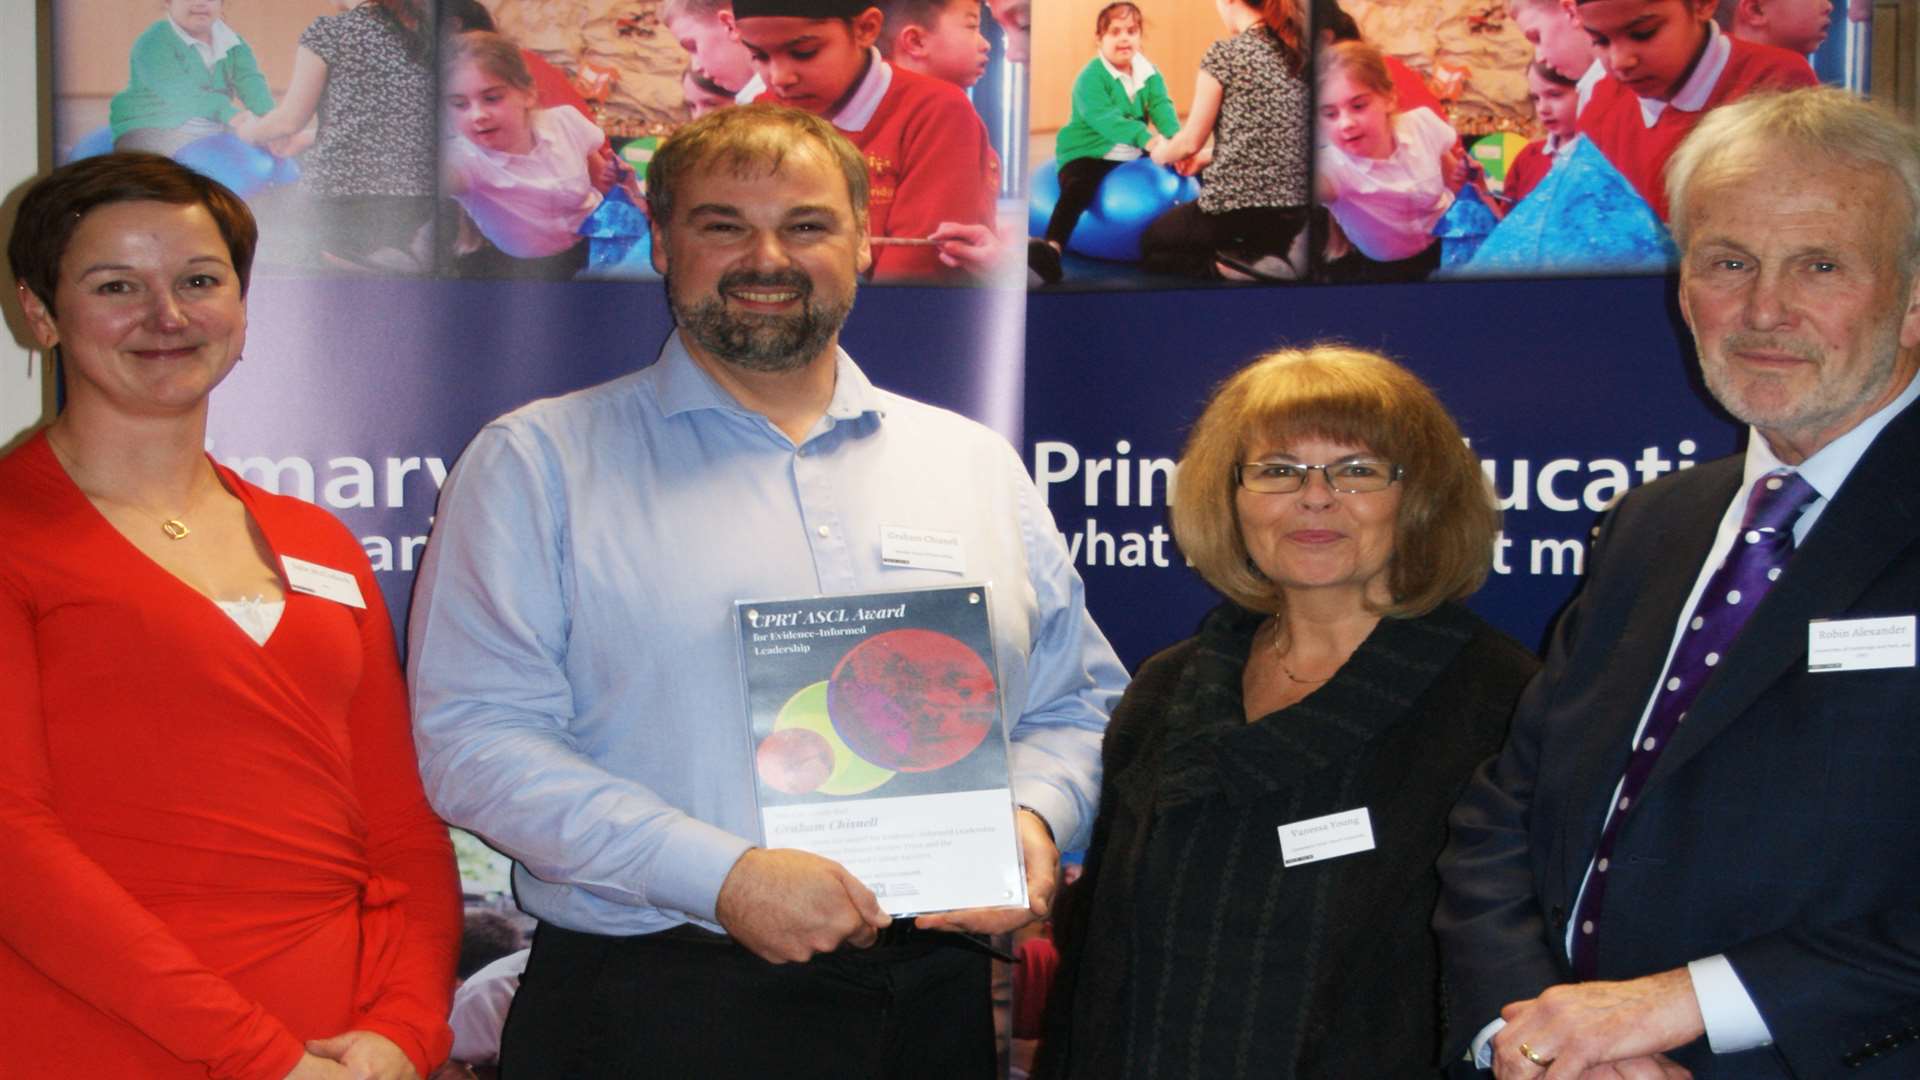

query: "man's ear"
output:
1735 0 1768 25
1897 264 1920 349
648 206 670 274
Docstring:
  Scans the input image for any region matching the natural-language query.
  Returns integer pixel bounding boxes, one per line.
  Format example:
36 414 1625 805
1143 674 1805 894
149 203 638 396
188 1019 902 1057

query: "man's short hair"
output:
8 151 258 315
1667 87 1920 274
647 103 871 233
1172 343 1500 619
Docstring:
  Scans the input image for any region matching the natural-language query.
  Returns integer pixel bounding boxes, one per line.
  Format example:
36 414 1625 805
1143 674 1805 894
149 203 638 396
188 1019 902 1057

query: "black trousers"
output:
499 922 995 1079
1044 158 1125 246
1138 202 1311 279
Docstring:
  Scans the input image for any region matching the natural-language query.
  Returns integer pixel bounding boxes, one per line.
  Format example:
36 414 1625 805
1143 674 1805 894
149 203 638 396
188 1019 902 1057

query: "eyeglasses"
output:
1234 459 1403 494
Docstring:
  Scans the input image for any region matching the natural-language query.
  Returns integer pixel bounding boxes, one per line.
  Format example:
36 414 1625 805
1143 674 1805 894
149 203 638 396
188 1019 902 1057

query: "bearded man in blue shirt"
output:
408 103 1123 1078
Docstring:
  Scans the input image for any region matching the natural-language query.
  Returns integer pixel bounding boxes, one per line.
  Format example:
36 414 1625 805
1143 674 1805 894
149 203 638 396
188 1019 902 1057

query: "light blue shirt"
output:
408 333 1124 936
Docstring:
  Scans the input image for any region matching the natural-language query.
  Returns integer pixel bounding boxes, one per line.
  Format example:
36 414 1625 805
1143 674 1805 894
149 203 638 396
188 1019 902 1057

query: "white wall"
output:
2 2 49 449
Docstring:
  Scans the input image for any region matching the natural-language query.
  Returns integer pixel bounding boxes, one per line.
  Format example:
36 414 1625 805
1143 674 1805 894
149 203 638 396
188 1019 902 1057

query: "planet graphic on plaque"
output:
826 628 998 772
753 726 836 795
770 681 896 795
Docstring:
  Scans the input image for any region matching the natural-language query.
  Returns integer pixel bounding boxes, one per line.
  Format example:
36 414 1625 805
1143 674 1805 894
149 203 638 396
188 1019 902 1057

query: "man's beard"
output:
668 267 854 373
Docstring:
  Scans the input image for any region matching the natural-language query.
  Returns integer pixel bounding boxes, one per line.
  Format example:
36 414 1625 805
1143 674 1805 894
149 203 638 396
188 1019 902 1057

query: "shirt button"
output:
1598 858 1610 873
1618 796 1631 812
1690 616 1705 631
1582 920 1595 934
817 525 830 538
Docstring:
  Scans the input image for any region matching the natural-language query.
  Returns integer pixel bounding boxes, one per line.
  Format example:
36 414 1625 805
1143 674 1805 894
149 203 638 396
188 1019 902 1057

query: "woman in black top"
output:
1042 345 1539 1078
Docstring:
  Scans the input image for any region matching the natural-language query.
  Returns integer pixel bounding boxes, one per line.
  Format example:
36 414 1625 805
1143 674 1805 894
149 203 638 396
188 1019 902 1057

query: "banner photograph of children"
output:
1022 0 1870 287
51 0 1030 284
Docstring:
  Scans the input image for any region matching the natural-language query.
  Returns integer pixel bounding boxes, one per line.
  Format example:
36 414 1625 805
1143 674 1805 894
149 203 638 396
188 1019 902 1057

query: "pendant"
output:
161 518 190 540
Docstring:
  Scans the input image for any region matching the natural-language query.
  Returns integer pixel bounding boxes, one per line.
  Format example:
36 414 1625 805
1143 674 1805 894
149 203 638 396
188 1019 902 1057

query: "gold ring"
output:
1520 1042 1553 1067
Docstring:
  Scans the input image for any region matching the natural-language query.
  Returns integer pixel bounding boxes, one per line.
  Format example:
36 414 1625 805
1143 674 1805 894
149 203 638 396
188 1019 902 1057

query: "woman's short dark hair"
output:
1172 344 1500 618
9 152 258 315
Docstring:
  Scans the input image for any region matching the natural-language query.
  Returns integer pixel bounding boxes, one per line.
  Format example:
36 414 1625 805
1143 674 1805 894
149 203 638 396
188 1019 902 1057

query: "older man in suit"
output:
1436 87 1920 1080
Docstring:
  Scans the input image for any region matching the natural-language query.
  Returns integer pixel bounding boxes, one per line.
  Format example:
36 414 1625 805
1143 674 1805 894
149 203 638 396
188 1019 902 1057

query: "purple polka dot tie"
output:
1569 469 1817 980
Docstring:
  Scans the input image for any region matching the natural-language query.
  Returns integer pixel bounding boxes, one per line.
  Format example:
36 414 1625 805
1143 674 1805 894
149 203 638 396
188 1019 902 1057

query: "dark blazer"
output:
1435 397 1920 1079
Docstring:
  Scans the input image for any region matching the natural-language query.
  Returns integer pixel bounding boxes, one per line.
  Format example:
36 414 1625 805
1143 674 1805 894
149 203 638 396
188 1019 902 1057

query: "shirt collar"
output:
1742 367 1920 502
1637 22 1728 125
830 49 892 132
1099 53 1157 87
652 330 886 434
168 15 242 62
1576 58 1605 113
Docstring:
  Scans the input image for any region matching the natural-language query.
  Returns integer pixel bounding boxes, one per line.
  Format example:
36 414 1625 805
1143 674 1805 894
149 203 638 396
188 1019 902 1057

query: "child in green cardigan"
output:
1031 2 1179 282
110 0 274 155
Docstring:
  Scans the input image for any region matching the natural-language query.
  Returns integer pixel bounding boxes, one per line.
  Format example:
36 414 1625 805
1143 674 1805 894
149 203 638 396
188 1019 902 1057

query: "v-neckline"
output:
38 433 293 651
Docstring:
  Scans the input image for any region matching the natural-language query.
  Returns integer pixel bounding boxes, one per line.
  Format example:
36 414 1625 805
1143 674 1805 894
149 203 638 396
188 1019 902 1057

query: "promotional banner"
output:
1025 275 1741 667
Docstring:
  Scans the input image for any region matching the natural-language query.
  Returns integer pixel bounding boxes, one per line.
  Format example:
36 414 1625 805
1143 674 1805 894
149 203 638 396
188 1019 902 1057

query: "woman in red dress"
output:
0 153 460 1080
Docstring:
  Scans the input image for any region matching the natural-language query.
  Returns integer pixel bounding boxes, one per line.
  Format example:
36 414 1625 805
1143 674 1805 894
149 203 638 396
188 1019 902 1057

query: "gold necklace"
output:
47 434 201 540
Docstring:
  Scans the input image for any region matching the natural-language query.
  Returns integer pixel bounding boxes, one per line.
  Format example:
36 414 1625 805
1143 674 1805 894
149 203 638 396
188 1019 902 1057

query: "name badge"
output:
282 555 367 609
879 525 966 575
1277 807 1376 867
1807 615 1916 673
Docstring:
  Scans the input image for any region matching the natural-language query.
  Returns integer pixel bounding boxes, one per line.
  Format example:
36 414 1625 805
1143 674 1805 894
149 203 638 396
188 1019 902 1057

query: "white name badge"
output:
1278 806 1376 867
1807 615 1916 673
879 525 967 575
282 555 367 609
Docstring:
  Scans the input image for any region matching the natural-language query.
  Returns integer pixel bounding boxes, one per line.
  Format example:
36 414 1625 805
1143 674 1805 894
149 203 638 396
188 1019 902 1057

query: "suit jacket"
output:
1435 398 1920 1079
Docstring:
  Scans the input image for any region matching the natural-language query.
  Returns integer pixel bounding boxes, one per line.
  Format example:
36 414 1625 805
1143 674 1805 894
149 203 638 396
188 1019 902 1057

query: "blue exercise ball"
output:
174 132 286 198
1028 160 1064 238
66 126 117 163
1026 157 1201 263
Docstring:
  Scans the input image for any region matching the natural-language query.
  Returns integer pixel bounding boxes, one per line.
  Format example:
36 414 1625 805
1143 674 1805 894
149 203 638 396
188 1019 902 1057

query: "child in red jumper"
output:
734 0 1001 281
1505 60 1579 203
1574 0 1814 220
